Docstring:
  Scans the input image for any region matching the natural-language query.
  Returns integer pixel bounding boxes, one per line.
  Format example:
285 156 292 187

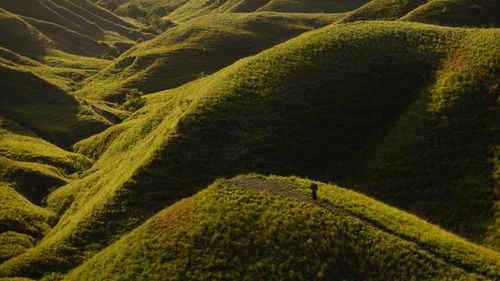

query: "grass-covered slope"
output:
339 0 428 22
340 0 500 27
22 16 110 57
64 176 500 281
0 9 53 58
76 12 343 101
348 27 500 249
258 0 368 13
112 0 367 22
400 0 500 27
0 183 56 262
0 117 92 201
0 62 122 146
1 21 498 278
0 0 149 44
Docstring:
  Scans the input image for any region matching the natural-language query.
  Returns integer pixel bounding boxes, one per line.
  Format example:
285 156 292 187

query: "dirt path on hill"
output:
230 177 495 280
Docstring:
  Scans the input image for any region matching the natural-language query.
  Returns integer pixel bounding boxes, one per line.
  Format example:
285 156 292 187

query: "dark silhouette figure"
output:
310 183 318 201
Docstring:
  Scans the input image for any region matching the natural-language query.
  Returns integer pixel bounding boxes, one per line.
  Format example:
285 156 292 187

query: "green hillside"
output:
400 0 500 27
1 21 497 278
110 0 368 22
0 9 53 58
0 183 56 262
0 62 121 146
22 16 110 57
339 0 428 22
340 0 500 26
0 0 150 43
0 8 113 91
258 0 368 13
76 12 343 101
63 176 500 281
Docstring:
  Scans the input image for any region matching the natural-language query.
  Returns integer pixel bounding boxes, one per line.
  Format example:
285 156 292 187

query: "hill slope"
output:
0 21 497 279
0 0 155 61
76 12 343 101
0 62 117 146
0 0 149 43
64 176 500 281
0 183 56 263
340 0 500 27
400 0 500 27
111 0 368 22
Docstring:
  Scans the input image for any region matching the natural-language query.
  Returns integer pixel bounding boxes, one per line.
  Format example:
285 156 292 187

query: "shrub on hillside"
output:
121 89 145 112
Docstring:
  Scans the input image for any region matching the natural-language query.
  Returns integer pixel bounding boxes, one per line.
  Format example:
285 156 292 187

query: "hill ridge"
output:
230 176 497 279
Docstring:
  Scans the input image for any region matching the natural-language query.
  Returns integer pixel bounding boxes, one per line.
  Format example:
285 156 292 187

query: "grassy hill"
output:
64 175 500 281
76 12 343 101
400 0 500 27
0 0 150 44
0 21 497 278
109 0 368 22
0 183 56 263
340 0 500 27
0 0 156 65
0 63 114 146
0 9 53 58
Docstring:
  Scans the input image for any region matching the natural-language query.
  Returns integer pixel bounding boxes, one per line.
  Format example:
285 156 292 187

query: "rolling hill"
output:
63 175 500 281
0 0 150 44
75 12 343 101
340 0 500 27
400 0 500 27
0 184 56 263
109 0 369 22
0 62 119 146
0 21 497 279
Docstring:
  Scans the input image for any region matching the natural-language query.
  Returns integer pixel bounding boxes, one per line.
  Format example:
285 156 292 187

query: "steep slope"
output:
166 0 368 22
76 12 343 101
340 0 500 27
258 0 368 13
109 0 368 22
0 0 150 44
0 8 116 91
64 176 500 281
0 117 90 201
0 62 118 146
0 9 53 58
339 0 428 22
0 21 497 278
400 0 500 27
0 183 56 262
22 16 110 57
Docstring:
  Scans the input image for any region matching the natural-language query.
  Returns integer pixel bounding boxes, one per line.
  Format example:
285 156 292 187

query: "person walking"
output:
310 183 318 201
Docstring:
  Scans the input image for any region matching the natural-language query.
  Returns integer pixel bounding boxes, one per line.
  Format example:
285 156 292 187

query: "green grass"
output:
339 0 428 22
164 0 369 22
0 62 121 146
0 8 52 58
400 0 500 27
339 0 500 27
76 12 344 101
0 232 35 264
1 21 497 278
22 16 110 57
0 0 150 44
63 175 500 281
0 183 56 241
